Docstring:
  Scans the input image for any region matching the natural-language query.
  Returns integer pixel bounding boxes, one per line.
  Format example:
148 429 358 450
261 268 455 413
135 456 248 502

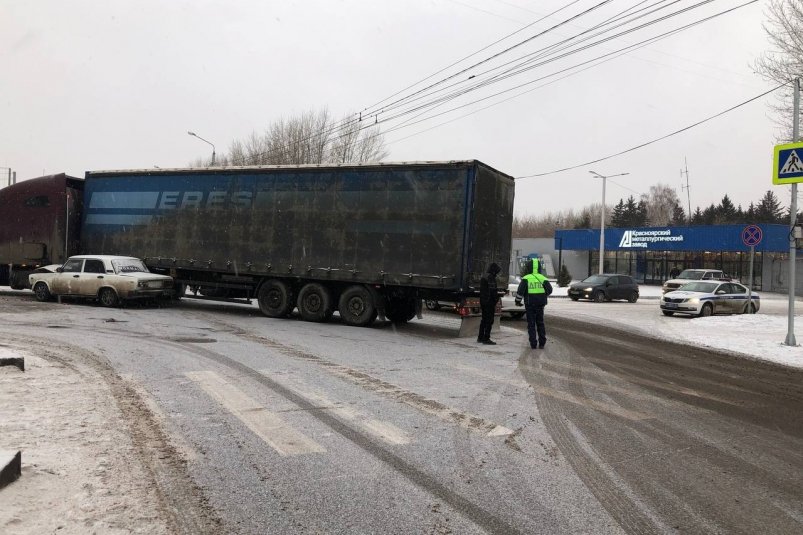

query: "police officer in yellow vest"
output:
516 258 553 349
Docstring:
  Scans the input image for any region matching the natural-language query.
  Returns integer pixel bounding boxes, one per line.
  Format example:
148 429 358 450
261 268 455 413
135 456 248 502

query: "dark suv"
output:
568 274 639 303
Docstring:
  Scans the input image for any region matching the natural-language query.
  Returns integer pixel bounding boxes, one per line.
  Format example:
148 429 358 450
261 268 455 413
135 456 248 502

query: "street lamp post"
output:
188 131 216 166
589 170 629 274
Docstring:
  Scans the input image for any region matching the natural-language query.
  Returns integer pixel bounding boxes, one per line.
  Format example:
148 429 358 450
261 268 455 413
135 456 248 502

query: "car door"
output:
712 283 731 313
728 283 748 313
77 258 108 297
606 276 620 299
51 258 84 294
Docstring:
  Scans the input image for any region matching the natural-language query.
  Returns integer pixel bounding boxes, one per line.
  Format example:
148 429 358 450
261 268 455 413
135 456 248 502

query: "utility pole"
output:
785 78 799 346
589 170 629 274
680 158 691 224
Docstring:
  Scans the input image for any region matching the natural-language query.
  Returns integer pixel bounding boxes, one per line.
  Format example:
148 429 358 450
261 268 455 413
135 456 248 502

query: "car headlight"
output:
583 287 593 292
685 297 699 304
137 281 145 288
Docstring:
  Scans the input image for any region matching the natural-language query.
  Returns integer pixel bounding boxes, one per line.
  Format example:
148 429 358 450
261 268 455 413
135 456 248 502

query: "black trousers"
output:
478 304 495 341
525 304 546 347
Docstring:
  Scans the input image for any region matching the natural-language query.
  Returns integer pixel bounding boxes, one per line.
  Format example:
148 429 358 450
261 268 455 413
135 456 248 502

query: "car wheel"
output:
699 303 713 317
570 296 579 301
662 310 674 316
742 302 757 314
627 291 638 303
33 282 52 302
594 291 605 303
509 312 524 320
99 287 119 307
338 285 377 327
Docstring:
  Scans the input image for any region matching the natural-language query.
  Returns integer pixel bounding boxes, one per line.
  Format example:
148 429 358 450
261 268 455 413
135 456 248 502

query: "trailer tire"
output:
33 282 52 302
338 285 377 327
258 280 294 318
297 283 333 322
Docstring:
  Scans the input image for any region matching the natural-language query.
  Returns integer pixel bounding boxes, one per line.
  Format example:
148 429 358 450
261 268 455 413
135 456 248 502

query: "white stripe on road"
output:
259 371 410 445
185 370 325 456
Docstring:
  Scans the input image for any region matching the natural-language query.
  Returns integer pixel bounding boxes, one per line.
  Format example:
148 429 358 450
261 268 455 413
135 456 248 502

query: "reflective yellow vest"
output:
522 259 548 294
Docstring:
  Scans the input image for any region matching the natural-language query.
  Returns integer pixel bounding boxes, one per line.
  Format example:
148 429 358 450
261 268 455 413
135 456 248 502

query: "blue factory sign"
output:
555 225 789 253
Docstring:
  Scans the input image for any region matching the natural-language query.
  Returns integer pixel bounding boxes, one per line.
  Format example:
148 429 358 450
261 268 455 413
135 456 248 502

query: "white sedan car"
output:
29 255 174 307
660 281 760 317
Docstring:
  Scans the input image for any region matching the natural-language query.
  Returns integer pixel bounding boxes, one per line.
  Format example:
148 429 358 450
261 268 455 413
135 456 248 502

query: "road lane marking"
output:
258 370 410 445
185 370 325 456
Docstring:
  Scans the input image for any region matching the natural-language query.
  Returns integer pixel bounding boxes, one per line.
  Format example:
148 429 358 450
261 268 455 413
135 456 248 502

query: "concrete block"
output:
0 450 22 489
0 357 24 371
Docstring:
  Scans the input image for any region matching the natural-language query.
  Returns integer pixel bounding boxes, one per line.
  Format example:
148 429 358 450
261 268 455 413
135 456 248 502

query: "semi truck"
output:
0 173 83 289
0 161 514 326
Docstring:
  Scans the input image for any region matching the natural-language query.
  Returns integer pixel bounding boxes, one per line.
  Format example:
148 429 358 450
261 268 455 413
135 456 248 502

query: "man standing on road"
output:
477 262 502 345
516 258 552 349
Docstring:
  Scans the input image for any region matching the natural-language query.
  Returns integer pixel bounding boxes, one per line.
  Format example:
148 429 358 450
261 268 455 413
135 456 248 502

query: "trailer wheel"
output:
257 280 294 318
338 285 377 327
33 282 52 302
297 283 333 322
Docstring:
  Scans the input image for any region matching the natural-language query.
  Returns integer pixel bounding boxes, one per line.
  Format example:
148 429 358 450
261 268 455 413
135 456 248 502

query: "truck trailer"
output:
2 161 514 326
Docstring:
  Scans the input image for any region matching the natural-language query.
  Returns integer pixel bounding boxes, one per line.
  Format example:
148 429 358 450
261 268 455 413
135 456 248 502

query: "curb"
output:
0 450 21 489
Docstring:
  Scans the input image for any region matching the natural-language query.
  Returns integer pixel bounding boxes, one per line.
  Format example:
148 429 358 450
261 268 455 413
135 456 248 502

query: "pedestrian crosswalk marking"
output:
259 371 410 445
185 370 325 456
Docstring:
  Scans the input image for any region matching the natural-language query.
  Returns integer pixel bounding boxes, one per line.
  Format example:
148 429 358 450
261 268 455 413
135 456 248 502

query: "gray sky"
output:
1 0 784 218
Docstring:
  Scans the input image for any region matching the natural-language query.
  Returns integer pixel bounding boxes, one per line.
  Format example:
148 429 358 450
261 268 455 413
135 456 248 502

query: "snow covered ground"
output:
540 283 803 370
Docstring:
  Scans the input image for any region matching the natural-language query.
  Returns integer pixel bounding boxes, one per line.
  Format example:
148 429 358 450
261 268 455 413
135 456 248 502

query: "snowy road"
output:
1 289 802 534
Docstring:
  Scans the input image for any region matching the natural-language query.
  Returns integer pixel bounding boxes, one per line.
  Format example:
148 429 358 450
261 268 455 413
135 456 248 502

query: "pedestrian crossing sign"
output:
773 142 803 184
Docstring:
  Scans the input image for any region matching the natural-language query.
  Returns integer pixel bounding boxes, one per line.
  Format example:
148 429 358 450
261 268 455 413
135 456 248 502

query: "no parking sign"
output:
741 225 763 248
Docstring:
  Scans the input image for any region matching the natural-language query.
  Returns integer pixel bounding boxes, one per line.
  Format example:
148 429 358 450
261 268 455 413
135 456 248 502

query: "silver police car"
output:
660 280 759 317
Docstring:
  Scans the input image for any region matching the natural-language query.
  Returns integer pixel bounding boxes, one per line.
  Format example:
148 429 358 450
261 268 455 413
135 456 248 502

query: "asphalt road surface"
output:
1 293 801 534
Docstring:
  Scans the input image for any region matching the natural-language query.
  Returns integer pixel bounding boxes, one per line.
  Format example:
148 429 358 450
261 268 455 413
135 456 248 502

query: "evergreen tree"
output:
718 195 737 223
557 264 572 287
702 203 717 225
635 199 649 226
691 207 704 225
622 196 639 226
611 199 626 227
670 203 686 226
755 190 784 223
746 202 756 222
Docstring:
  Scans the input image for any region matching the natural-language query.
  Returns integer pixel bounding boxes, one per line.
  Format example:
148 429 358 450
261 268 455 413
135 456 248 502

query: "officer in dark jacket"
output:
477 262 501 345
516 258 553 349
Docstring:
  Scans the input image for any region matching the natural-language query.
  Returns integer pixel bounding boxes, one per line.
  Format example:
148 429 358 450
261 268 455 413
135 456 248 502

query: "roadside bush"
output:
557 264 572 287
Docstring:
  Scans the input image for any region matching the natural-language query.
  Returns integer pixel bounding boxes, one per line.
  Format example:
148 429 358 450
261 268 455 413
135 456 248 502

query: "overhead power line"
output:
515 81 790 179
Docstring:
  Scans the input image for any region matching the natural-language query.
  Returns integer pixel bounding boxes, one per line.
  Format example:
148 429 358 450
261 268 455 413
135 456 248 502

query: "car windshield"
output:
677 281 719 293
676 270 706 280
581 275 610 285
111 258 149 274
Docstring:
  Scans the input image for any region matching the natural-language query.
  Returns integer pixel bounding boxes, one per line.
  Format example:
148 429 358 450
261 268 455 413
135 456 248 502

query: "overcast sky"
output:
1 0 785 218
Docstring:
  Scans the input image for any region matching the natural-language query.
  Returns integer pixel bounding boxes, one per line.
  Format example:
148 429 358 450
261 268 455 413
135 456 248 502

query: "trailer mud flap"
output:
457 314 501 338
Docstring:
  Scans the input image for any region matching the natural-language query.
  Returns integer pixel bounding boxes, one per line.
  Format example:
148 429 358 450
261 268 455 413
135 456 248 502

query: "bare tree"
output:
755 0 803 140
640 184 681 226
195 108 389 167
